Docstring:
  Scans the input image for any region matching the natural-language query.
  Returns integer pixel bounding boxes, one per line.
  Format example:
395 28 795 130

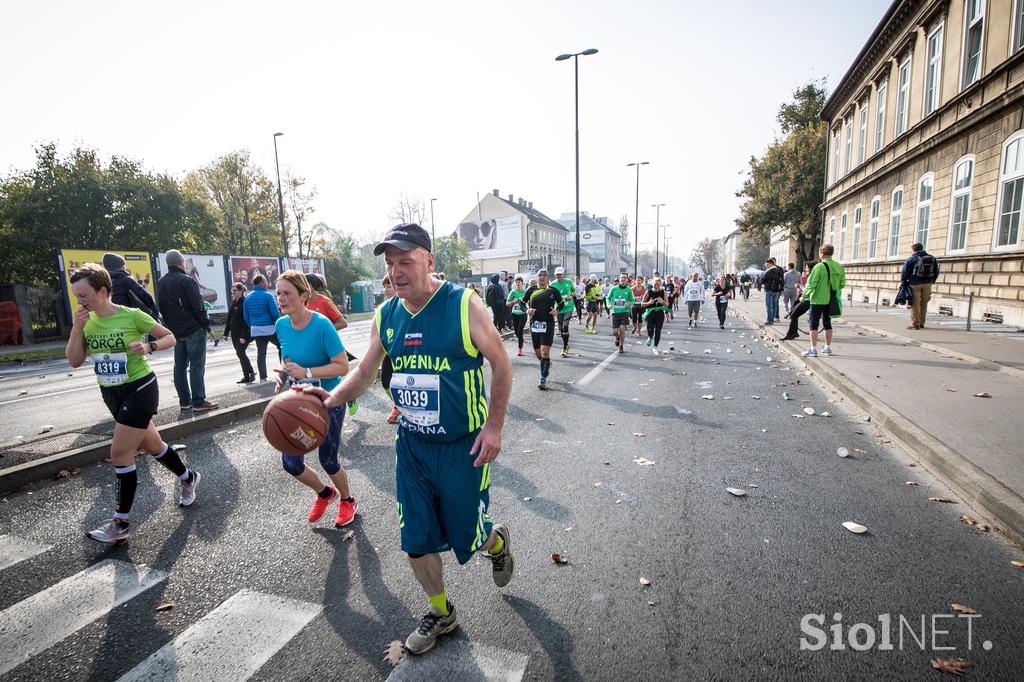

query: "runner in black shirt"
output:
523 269 563 390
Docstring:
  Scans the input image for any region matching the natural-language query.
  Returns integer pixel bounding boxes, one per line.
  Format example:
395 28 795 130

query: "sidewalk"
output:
731 292 1024 547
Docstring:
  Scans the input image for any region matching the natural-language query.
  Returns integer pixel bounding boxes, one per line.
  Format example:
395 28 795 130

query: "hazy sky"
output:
3 0 891 261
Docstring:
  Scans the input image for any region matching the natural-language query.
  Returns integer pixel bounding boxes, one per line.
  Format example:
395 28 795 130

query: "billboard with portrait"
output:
457 215 522 259
229 256 281 291
58 249 155 319
157 253 230 314
282 257 326 277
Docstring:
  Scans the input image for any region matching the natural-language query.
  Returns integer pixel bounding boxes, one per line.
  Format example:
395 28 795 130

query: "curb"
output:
732 306 1024 549
831 318 1024 381
0 396 273 495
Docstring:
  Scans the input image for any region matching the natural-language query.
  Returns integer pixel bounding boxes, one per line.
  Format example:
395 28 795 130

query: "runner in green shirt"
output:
606 273 635 353
550 267 577 358
583 278 602 333
506 276 528 357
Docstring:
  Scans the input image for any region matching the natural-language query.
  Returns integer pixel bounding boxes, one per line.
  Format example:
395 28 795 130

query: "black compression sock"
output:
152 443 187 478
541 358 551 375
114 465 138 520
318 486 333 499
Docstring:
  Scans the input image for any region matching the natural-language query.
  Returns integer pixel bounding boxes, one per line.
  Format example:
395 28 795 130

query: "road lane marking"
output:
387 641 528 681
117 589 321 682
0 534 51 571
577 350 619 386
0 559 167 676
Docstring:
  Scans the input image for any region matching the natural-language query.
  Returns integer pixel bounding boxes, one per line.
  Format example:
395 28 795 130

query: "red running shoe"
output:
387 406 401 423
335 497 358 528
308 487 338 522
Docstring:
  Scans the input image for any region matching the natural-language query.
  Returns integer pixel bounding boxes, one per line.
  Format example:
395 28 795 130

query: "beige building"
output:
720 229 743 274
822 0 1024 325
770 226 800 267
457 190 568 276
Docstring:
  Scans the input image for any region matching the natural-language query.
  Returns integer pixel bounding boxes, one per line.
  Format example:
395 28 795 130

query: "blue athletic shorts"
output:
395 429 493 565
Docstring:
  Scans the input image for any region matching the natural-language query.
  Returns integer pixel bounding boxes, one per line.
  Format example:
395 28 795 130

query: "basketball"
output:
262 389 330 454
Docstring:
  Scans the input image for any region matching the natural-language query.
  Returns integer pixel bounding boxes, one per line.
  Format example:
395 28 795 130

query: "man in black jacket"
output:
900 243 940 330
102 253 156 318
762 258 785 325
157 250 218 411
486 274 507 331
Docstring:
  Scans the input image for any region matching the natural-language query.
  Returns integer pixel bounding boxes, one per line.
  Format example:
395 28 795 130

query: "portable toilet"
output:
349 281 375 313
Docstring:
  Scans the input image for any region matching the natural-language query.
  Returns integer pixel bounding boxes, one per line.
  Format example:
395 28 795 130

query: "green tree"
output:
0 143 215 288
736 80 828 269
737 232 770 270
433 235 471 280
323 230 372 304
689 238 720 276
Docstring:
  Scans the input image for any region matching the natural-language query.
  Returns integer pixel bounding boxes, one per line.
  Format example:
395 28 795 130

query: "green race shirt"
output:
606 284 635 314
83 306 158 387
550 278 576 314
507 289 527 315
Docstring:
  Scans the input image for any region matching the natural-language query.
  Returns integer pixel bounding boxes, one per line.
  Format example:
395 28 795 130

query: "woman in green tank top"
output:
506 276 527 356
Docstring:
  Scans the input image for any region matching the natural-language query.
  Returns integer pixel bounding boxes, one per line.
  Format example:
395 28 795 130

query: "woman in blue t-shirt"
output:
273 270 357 528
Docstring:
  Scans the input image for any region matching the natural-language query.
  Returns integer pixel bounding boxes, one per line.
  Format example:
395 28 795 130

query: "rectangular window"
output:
839 213 848 260
857 101 868 164
844 121 853 174
889 189 904 257
949 159 973 252
998 177 1024 247
832 131 841 180
916 176 933 248
869 198 880 258
853 206 863 260
895 57 911 136
828 216 835 246
924 25 943 115
875 82 887 151
1015 0 1024 53
962 0 985 89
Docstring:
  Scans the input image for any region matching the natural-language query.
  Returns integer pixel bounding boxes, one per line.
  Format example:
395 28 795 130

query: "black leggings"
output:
645 310 665 346
631 306 643 327
512 314 526 348
715 300 728 326
787 299 810 337
231 336 254 377
254 334 281 380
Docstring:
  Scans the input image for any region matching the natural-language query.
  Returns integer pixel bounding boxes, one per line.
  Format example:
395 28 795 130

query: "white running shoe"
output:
802 347 818 357
821 346 833 355
179 470 201 507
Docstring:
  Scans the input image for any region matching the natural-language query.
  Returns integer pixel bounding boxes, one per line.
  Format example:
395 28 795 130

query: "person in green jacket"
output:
606 273 635 353
801 244 846 357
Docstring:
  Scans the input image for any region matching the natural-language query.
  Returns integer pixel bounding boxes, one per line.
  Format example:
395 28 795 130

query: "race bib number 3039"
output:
390 373 441 426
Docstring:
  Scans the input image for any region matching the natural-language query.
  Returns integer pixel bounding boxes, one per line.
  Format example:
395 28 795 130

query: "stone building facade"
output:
821 0 1024 325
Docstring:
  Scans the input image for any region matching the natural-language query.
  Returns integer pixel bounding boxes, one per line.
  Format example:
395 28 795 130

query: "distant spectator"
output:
801 245 845 357
900 243 940 330
223 282 254 384
103 253 156 319
782 262 801 314
243 273 281 382
157 249 217 411
761 258 785 324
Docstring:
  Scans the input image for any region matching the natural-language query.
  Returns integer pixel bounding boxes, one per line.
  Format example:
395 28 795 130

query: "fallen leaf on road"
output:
804 407 815 415
155 603 174 612
930 657 971 676
904 481 919 486
782 392 791 400
748 483 759 488
726 487 747 497
607 422 615 426
1011 560 1024 568
593 482 602 487
55 470 71 480
854 448 866 454
632 432 647 438
906 462 917 467
945 388 958 393
703 349 712 354
639 577 651 586
647 600 657 606
978 523 990 533
960 514 977 526
522 496 532 501
615 499 623 504
39 425 53 433
973 392 991 398
640 412 651 417
383 640 405 667
702 394 714 400
723 396 734 400
842 521 867 534
950 603 976 615
551 552 569 564
632 457 655 466
751 395 761 400
522 449 534 454
929 497 955 503
535 418 546 421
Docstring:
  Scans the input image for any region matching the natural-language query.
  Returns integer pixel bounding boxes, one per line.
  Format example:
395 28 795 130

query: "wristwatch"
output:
148 341 158 354
305 367 313 380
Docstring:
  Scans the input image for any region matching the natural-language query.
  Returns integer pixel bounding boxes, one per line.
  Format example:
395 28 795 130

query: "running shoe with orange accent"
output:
308 487 338 522
335 497 358 528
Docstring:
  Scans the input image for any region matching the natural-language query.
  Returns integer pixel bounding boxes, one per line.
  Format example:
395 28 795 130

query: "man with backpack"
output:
102 253 157 319
901 243 940 330
761 258 785 325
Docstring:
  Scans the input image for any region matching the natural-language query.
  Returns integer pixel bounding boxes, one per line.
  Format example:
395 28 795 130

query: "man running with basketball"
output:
304 223 514 656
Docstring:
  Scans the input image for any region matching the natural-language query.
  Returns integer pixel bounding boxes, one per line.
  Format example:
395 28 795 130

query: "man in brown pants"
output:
900 243 940 329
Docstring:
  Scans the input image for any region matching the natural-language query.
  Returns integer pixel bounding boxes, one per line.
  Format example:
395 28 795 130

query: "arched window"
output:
948 155 974 253
852 205 863 260
889 187 904 257
996 132 1024 249
915 174 934 248
868 196 881 258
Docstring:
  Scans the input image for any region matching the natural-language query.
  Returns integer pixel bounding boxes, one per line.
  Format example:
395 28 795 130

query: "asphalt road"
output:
0 320 373 444
1 309 1022 680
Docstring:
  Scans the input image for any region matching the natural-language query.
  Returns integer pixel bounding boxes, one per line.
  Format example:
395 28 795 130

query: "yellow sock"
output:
488 534 505 556
429 592 449 616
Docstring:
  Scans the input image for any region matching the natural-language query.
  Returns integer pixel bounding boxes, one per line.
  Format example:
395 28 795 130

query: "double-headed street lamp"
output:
627 161 649 276
272 132 287 257
556 47 599 278
429 198 438 243
651 203 665 274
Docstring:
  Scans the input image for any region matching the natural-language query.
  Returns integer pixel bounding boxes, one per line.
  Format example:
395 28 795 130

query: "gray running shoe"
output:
179 470 201 507
88 519 129 543
486 524 515 588
405 602 458 655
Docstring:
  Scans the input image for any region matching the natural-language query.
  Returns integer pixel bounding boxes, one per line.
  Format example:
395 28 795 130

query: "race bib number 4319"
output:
390 373 440 426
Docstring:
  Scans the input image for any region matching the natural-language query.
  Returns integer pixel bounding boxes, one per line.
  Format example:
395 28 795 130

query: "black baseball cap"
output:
373 223 432 255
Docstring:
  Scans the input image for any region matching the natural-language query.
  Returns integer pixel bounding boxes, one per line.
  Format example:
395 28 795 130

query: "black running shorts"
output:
100 372 159 429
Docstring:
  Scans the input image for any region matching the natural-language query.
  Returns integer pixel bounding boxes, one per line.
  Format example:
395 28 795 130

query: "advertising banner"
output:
157 253 230 314
458 215 522 259
282 257 327 277
229 256 281 291
59 249 155 318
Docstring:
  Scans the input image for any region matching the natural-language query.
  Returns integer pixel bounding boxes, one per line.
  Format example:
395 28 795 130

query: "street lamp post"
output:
272 132 287 257
651 203 665 274
556 48 599 279
429 198 438 244
662 228 671 274
627 161 649 276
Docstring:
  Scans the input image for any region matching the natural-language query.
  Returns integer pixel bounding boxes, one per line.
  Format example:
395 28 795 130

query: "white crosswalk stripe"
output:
0 559 167 677
0 534 51 571
117 589 321 682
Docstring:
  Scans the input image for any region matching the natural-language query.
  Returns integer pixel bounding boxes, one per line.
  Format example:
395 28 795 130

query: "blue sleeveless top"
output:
376 281 487 442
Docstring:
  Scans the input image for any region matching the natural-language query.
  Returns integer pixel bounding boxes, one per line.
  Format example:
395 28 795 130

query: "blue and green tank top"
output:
375 281 487 442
